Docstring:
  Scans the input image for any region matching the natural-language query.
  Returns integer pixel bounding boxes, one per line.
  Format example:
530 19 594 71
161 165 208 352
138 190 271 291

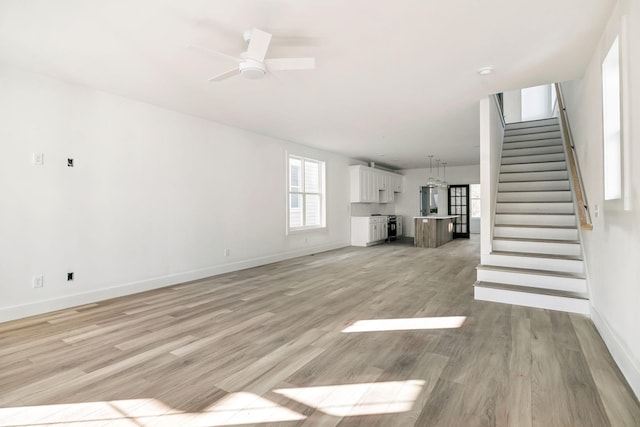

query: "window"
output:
470 184 481 218
288 155 326 231
602 36 622 200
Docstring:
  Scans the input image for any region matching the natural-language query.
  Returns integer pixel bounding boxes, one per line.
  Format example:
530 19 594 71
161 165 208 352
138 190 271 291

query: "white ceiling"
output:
0 0 614 168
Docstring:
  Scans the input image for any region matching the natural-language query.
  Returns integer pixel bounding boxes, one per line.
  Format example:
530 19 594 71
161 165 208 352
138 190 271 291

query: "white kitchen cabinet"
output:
350 165 403 203
351 216 388 246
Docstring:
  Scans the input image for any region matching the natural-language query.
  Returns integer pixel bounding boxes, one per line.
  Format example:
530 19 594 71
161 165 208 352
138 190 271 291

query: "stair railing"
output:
554 82 593 231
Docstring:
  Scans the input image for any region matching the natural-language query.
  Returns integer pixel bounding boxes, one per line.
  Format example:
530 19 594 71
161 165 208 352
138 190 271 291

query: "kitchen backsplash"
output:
350 203 396 217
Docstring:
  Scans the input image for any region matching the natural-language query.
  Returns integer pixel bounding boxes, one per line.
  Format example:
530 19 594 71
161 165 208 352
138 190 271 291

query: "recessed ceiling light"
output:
478 67 494 76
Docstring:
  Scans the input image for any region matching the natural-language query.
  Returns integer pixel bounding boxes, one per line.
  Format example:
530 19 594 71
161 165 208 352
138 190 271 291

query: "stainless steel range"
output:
387 215 397 241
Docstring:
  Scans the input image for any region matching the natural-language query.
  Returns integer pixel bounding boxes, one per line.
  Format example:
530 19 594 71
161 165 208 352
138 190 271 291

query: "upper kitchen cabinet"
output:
350 165 404 203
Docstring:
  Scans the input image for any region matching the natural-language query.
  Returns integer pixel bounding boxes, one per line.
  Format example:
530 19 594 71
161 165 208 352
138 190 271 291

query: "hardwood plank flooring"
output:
1 236 639 426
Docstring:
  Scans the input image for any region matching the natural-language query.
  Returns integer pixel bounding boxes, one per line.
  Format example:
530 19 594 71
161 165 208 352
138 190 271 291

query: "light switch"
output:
32 153 44 165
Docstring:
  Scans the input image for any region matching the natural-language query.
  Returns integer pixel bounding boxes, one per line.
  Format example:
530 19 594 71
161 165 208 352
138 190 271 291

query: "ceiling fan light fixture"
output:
239 60 266 79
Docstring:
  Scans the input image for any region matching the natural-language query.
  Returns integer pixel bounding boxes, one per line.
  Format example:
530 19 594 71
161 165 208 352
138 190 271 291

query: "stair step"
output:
504 124 560 137
500 170 568 182
474 281 589 314
494 224 578 240
496 201 574 214
501 152 566 165
487 251 584 274
505 118 559 130
501 161 567 173
495 213 576 227
502 138 563 150
493 237 581 256
497 191 572 203
502 145 564 157
476 264 587 284
504 131 562 143
498 180 570 192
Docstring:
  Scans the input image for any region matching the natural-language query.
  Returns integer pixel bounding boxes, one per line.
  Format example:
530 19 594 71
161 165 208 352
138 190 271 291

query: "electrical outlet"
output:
32 153 44 165
33 275 44 288
223 248 230 257
67 272 74 281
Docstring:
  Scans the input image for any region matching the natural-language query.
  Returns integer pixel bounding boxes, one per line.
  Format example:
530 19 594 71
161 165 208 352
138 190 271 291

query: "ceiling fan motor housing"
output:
239 58 266 79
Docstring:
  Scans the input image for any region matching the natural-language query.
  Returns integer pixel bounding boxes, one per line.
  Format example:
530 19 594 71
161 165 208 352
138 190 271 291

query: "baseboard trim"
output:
0 241 351 324
591 305 640 400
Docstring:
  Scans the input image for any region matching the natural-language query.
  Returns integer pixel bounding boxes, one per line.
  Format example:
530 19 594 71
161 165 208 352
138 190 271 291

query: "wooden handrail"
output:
554 83 593 231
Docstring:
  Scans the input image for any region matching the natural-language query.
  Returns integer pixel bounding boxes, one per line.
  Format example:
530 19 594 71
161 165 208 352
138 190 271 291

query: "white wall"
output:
0 64 352 322
503 89 522 123
561 0 640 399
394 165 480 237
521 84 553 121
479 97 505 263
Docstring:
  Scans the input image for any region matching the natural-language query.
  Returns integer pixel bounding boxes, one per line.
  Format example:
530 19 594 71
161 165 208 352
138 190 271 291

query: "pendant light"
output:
434 159 442 188
440 161 449 189
427 155 436 187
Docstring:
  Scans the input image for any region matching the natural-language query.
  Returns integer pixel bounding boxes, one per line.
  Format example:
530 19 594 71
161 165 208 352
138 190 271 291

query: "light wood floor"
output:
1 236 639 426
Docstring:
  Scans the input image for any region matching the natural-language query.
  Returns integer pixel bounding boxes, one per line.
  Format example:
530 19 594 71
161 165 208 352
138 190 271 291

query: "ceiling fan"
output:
192 28 316 82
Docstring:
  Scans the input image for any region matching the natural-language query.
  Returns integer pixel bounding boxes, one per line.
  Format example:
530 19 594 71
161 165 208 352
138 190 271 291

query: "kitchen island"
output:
413 215 457 248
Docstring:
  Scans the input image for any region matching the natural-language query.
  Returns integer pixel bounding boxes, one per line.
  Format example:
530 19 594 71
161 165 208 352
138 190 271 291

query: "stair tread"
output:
497 201 572 204
477 264 585 279
504 136 562 143
497 189 570 193
490 250 583 261
503 146 563 152
474 281 588 300
501 168 567 174
501 161 566 166
493 236 580 244
498 190 571 193
505 118 558 126
495 212 575 215
494 224 577 229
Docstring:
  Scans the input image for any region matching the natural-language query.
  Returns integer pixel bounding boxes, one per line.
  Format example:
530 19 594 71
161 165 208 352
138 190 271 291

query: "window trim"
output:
287 154 326 233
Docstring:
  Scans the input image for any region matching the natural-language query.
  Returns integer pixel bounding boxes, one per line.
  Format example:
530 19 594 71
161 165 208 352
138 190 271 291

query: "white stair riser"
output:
500 170 568 181
496 202 574 214
474 287 590 315
497 191 572 203
504 125 560 137
504 131 562 142
502 153 565 164
477 269 586 293
499 180 570 192
485 253 584 274
494 226 578 241
493 239 581 256
501 162 566 173
503 145 564 157
505 118 559 130
503 138 563 149
495 213 576 227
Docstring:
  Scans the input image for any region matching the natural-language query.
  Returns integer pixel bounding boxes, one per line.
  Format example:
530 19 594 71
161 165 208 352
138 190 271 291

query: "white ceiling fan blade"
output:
246 28 272 62
265 57 316 71
187 44 241 63
208 68 240 82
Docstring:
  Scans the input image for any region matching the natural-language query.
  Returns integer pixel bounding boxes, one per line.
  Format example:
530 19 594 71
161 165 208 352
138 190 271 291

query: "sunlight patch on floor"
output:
274 380 425 416
0 393 305 426
341 316 467 333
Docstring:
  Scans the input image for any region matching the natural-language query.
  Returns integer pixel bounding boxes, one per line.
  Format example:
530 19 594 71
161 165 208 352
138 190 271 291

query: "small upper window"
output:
602 36 622 200
288 155 326 231
470 184 481 218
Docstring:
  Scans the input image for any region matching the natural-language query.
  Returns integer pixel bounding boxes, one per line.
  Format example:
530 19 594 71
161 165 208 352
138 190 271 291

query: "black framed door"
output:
448 185 470 238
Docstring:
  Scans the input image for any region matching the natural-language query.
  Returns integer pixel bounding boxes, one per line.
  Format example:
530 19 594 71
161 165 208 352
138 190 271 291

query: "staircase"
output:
474 117 589 314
